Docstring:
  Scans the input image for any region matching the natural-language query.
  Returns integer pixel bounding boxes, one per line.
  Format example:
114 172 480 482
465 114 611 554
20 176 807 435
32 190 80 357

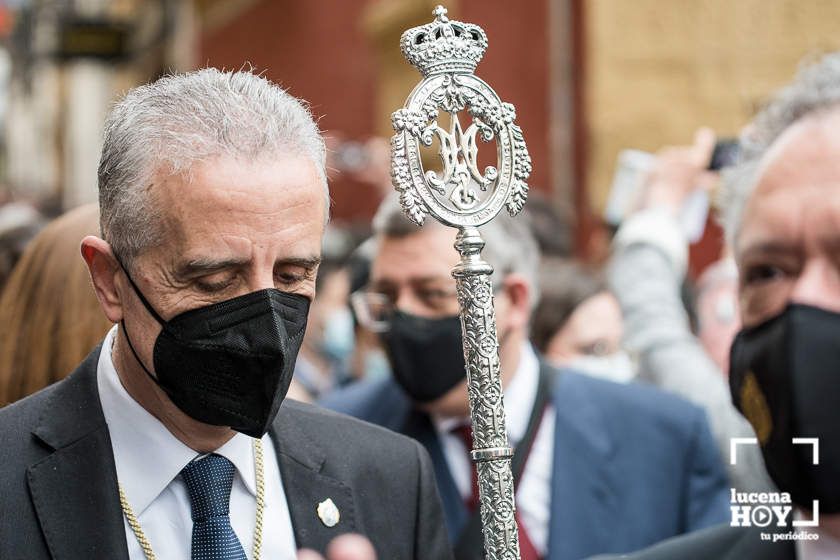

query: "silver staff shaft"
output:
390 6 532 557
452 226 519 559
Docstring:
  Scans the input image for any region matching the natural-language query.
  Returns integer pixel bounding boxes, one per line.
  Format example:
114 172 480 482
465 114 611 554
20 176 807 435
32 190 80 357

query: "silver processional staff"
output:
390 5 532 559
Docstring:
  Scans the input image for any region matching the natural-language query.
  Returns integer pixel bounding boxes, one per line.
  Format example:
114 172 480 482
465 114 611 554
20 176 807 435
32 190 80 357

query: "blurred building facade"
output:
4 0 195 209
583 0 840 270
199 0 564 225
4 0 840 267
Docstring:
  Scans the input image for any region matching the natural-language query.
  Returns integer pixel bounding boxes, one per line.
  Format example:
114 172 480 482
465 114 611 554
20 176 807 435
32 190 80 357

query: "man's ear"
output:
81 236 125 323
499 273 531 331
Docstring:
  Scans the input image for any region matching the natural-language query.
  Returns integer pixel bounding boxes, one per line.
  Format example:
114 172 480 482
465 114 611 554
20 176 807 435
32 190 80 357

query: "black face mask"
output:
380 311 466 403
119 266 309 438
730 304 840 512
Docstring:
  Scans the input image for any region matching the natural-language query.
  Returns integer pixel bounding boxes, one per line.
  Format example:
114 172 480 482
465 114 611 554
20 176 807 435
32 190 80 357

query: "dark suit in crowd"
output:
0 346 452 560
321 361 731 560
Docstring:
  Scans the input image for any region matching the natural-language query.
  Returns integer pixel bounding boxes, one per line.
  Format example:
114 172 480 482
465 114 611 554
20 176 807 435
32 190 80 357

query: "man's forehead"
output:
136 155 326 273
752 108 840 199
159 155 322 222
157 154 323 208
739 121 840 260
371 228 458 281
739 109 840 249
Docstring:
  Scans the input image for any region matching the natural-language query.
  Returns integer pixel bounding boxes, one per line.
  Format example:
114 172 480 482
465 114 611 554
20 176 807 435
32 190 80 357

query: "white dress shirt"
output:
433 342 554 555
96 326 297 560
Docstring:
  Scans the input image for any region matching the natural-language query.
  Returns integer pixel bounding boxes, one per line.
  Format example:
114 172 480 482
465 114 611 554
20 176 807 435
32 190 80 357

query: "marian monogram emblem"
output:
390 5 532 227
427 104 496 209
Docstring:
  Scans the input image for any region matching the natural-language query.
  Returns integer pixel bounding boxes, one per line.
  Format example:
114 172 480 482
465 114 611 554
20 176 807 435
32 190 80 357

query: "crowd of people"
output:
0 48 838 560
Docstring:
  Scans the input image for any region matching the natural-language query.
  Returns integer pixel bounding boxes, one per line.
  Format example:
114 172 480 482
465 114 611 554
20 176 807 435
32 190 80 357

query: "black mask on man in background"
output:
380 311 466 403
730 304 840 513
119 263 309 438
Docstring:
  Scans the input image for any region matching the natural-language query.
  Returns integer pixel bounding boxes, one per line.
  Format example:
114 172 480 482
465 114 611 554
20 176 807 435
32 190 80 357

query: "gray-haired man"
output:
595 51 840 560
0 69 451 560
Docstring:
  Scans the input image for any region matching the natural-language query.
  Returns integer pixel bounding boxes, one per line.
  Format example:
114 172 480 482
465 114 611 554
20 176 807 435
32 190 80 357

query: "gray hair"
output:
721 52 840 246
99 68 327 266
372 195 541 307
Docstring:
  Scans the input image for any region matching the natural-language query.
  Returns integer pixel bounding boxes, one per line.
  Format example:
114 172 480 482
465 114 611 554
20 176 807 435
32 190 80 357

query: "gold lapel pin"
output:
317 498 340 528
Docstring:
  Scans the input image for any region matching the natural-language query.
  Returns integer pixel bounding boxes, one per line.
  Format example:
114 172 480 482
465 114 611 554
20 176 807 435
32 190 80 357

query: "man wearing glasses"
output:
322 196 730 560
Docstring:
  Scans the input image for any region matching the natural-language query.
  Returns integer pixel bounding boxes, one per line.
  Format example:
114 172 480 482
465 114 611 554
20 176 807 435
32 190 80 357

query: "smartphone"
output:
708 139 740 171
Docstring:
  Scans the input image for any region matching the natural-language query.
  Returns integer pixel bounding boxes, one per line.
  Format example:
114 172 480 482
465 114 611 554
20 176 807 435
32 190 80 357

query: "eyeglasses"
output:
351 288 460 332
351 280 504 332
351 291 393 333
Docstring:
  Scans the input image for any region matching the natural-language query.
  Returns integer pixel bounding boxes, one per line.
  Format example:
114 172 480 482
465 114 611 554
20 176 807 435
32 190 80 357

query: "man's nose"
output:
249 270 277 293
789 258 840 313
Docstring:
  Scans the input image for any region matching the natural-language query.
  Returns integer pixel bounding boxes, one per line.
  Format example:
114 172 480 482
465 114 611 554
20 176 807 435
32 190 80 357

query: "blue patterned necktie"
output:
181 454 248 560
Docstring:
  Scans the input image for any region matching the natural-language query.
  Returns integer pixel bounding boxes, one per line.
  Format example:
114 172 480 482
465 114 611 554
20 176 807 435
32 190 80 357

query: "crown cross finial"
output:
399 5 488 77
433 5 449 22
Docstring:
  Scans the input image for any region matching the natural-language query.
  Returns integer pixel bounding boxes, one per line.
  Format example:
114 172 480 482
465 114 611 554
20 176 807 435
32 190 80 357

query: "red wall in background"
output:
200 0 550 223
200 0 380 221
461 0 550 194
199 1 727 275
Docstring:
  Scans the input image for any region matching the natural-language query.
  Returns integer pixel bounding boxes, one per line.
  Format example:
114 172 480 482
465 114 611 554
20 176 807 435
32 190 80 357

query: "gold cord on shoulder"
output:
253 438 266 559
119 484 157 560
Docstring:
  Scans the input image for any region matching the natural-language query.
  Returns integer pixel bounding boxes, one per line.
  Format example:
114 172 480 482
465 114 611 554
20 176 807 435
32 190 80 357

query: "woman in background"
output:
530 260 636 383
0 204 112 405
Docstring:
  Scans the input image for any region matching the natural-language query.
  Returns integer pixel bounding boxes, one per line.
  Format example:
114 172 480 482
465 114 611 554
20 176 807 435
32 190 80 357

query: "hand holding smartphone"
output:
604 132 739 242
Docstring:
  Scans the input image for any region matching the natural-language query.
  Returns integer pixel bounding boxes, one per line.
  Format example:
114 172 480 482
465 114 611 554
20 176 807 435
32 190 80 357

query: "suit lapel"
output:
402 409 468 541
270 404 357 553
28 346 129 560
547 373 618 560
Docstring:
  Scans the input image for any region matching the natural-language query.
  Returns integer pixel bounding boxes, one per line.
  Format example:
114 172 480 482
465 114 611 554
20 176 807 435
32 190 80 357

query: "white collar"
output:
96 325 259 516
433 341 540 446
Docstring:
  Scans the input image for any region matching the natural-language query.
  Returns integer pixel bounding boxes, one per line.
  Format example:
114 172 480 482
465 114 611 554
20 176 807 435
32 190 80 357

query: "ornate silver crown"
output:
391 4 531 228
400 5 488 77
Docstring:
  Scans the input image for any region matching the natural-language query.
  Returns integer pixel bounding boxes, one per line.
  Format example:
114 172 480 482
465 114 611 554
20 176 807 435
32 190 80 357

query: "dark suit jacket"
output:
0 345 453 560
320 364 731 560
590 523 796 559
